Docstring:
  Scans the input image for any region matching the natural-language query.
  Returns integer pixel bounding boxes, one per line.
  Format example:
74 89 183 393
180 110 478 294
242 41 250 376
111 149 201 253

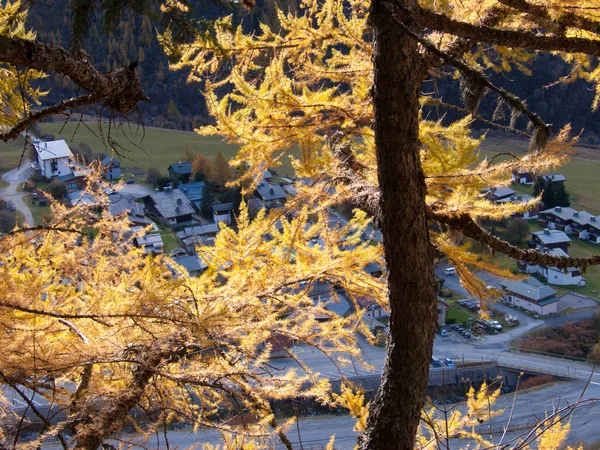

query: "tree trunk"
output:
360 0 438 449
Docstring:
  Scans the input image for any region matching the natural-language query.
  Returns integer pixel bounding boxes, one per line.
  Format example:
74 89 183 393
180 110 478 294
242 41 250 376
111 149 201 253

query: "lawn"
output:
0 136 29 174
445 298 478 327
39 122 296 177
480 138 600 212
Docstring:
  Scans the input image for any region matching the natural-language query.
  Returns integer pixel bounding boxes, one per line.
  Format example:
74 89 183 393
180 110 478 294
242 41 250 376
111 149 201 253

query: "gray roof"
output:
146 189 195 219
213 202 234 213
500 277 557 302
256 181 287 202
168 162 192 175
108 194 144 217
135 234 164 247
495 194 536 204
101 157 120 167
540 206 577 222
540 173 567 183
176 223 220 238
588 216 600 231
172 255 208 274
179 181 204 203
532 229 571 245
486 186 516 200
571 210 596 226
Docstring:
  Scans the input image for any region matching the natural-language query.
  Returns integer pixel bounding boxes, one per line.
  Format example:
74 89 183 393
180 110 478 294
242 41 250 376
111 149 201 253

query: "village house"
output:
179 181 204 210
483 186 516 203
213 202 234 225
143 188 195 226
539 173 567 184
172 255 208 277
529 229 571 253
511 168 535 185
134 233 165 254
176 223 220 253
582 216 600 244
255 181 287 208
517 248 585 287
101 157 121 180
570 210 596 237
500 277 559 316
108 194 152 227
495 194 540 219
168 162 192 180
537 206 578 232
32 139 73 179
58 169 87 191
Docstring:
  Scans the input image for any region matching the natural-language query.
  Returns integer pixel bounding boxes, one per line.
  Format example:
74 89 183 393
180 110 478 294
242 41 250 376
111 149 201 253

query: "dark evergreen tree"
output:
554 182 571 207
201 181 216 218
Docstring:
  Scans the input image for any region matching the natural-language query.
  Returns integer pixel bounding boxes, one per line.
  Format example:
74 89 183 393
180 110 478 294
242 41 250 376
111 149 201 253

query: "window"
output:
66 181 77 190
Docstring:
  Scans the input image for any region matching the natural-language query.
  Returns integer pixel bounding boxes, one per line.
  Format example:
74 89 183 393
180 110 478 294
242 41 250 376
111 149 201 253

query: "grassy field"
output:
39 122 296 177
480 138 600 212
0 136 28 173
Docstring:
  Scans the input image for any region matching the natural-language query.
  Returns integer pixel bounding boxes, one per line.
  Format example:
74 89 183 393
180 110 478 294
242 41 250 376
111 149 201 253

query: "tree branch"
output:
383 1 550 136
498 0 600 37
0 35 148 120
408 2 600 56
429 209 600 269
0 93 98 142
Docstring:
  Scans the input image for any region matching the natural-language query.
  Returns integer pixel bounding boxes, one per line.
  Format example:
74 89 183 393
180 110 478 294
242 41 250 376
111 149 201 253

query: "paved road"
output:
0 162 34 225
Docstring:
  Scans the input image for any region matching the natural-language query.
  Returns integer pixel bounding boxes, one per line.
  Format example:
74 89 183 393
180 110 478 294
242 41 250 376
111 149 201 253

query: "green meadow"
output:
38 122 296 177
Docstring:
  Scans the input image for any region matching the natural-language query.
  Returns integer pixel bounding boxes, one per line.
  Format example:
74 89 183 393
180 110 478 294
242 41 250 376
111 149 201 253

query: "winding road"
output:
0 162 34 226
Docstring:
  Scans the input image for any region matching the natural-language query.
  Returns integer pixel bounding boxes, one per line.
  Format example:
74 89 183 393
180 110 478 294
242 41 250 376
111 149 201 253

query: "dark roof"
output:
213 202 234 213
168 162 192 174
101 157 120 167
146 189 195 219
57 170 86 182
172 255 208 274
176 223 220 238
485 186 516 200
179 181 204 203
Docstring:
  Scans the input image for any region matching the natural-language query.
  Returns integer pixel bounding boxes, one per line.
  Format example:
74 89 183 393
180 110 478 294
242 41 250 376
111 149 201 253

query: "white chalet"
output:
32 139 73 178
518 248 586 287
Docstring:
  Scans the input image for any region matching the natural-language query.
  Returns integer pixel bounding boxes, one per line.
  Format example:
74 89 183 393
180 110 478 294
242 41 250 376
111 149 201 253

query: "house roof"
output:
256 181 287 202
571 210 596 226
532 229 571 245
135 234 164 247
57 169 86 182
101 156 120 167
588 216 600 231
500 277 557 302
33 139 73 161
172 255 208 274
540 173 567 183
355 295 381 310
168 162 192 174
213 202 234 213
485 186 516 200
108 194 145 217
179 181 204 203
146 189 195 219
495 194 536 204
540 206 577 221
176 223 220 238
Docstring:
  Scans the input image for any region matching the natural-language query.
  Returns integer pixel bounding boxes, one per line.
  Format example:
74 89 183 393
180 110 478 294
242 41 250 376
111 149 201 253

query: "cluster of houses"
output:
483 186 539 219
537 206 600 244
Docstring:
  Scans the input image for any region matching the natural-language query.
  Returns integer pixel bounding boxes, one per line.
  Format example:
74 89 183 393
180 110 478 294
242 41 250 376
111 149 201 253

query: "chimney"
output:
591 217 597 222
574 212 579 218
544 228 550 235
554 206 562 213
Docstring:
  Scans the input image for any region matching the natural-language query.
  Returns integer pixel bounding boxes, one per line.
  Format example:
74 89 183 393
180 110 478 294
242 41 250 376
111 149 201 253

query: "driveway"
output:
0 162 34 226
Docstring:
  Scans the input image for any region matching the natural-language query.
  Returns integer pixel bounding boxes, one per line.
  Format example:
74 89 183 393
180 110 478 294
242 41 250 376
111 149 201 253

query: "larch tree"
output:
3 0 600 449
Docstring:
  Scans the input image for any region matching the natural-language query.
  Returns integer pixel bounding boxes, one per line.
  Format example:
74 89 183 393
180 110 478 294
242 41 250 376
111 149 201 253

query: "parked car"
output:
464 332 472 339
440 329 447 337
443 358 456 368
444 267 457 275
125 179 135 184
431 357 442 368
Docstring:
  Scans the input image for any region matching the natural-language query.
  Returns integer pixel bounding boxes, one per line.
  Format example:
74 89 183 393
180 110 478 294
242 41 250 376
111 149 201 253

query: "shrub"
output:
0 210 16 232
47 179 68 200
23 180 36 191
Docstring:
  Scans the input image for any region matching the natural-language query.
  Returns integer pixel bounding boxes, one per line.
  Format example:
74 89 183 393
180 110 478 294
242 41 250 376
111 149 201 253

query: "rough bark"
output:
360 0 437 448
0 35 146 116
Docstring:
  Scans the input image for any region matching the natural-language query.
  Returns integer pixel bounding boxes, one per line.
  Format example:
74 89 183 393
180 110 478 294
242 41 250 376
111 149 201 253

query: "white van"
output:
444 267 457 276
